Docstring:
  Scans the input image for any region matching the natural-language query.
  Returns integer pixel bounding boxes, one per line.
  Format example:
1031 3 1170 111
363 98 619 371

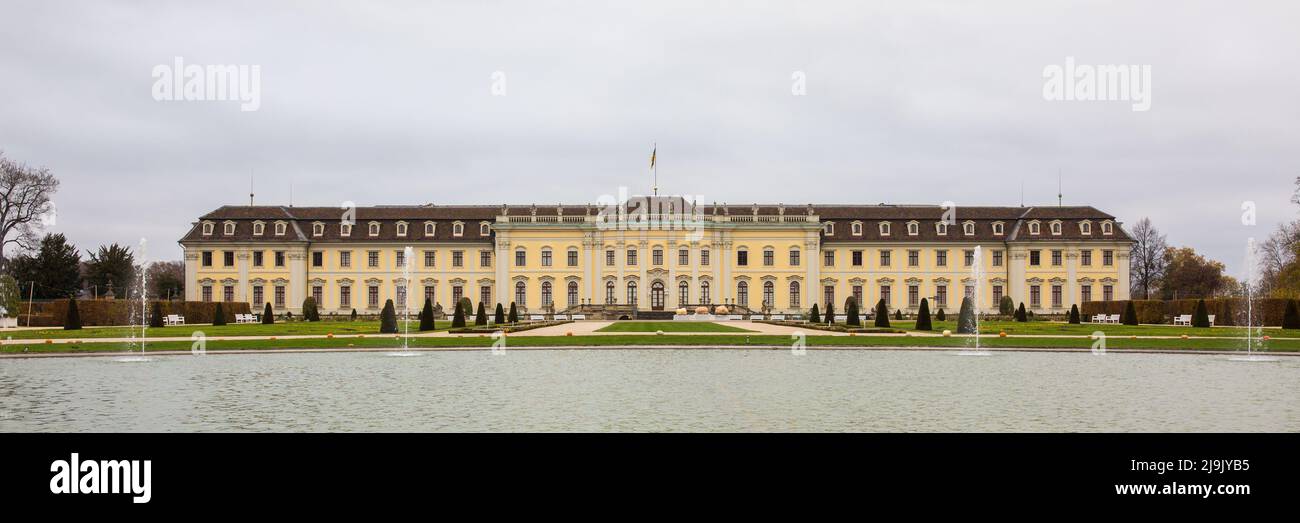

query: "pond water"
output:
0 349 1296 432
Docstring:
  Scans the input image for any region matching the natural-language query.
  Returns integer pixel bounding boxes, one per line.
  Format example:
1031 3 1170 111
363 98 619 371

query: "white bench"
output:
1208 315 1216 327
1173 314 1192 326
529 314 546 321
236 313 259 324
553 314 569 320
771 314 786 321
727 314 744 320
571 314 586 320
165 314 185 326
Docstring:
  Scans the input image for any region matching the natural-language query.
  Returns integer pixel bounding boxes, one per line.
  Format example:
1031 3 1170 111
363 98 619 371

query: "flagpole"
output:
651 142 658 197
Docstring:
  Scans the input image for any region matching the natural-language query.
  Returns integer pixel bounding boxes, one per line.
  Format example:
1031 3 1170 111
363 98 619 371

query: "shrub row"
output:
447 320 573 334
1081 298 1291 326
21 300 252 327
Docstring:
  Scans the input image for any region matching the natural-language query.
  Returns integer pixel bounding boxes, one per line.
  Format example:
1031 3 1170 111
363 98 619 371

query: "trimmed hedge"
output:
23 300 252 327
1082 298 1291 326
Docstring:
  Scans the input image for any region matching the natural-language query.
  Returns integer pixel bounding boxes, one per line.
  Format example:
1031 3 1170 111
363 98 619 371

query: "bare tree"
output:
1128 217 1168 299
0 151 60 266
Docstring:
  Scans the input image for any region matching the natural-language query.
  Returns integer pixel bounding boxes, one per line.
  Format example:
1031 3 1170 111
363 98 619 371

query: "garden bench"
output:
571 314 586 320
553 314 569 320
1173 314 1192 326
529 314 546 321
165 314 185 326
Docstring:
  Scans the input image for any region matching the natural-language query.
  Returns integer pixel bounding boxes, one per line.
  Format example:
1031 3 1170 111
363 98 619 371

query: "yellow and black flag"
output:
649 143 656 170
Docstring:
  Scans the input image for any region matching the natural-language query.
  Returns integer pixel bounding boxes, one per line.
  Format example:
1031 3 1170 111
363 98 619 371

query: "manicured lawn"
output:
0 320 449 340
868 320 1283 338
595 321 755 333
5 332 1298 354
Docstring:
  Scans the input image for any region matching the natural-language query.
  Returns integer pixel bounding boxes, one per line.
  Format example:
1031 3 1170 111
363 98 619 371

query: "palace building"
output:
179 201 1132 318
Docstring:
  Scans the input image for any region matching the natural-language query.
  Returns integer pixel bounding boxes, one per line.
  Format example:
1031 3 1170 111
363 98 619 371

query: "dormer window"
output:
368 222 380 236
879 222 891 236
340 223 352 237
1080 221 1092 235
907 221 919 236
424 221 436 236
453 221 464 237
935 222 948 235
1028 221 1040 235
823 222 834 236
274 221 287 236
963 221 976 236
252 221 265 236
312 222 324 236
1050 221 1062 235
223 221 235 235
851 221 863 236
201 222 214 235
992 222 1005 235
396 221 408 237
480 222 491 235
1101 221 1113 235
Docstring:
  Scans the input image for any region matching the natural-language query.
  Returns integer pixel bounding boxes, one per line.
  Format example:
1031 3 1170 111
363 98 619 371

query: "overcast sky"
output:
1 1 1295 275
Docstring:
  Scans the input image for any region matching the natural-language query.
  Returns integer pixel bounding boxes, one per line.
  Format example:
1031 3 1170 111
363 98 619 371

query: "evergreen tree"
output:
1015 303 1027 322
302 297 320 321
494 303 505 324
1191 299 1210 328
1282 300 1300 329
936 308 946 322
84 243 136 297
824 302 835 324
845 297 861 326
894 309 902 321
149 301 164 328
999 296 1015 316
452 299 467 328
212 302 226 326
475 302 488 326
0 275 21 319
263 303 275 324
874 299 890 328
64 298 81 330
809 303 820 323
956 296 977 334
1068 304 1080 324
419 298 435 331
915 298 932 331
1122 300 1139 325
350 308 357 321
8 233 82 299
379 299 398 333
508 302 518 323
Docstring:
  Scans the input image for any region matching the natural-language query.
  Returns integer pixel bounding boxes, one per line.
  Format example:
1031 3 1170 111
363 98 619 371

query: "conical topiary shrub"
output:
350 308 357 321
845 297 860 326
824 302 835 324
64 298 82 330
475 302 488 326
1282 300 1300 329
809 303 821 323
149 301 164 328
1015 303 1027 322
379 299 398 333
1191 299 1210 328
419 298 435 331
874 299 890 328
508 302 518 323
956 296 977 334
452 299 467 328
915 298 932 331
495 303 505 324
936 308 946 322
302 297 320 321
213 302 227 326
263 303 274 324
1068 304 1080 324
1122 300 1139 325
894 309 902 321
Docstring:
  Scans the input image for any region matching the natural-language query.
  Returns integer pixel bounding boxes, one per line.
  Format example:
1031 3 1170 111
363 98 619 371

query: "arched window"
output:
606 281 616 304
515 281 526 306
737 281 749 306
963 222 975 235
202 222 214 235
992 222 1004 235
541 281 552 306
879 222 891 236
1028 221 1040 235
1080 221 1092 235
679 281 689 304
567 281 578 306
626 281 638 305
1050 221 1062 235
396 222 408 236
700 281 711 304
763 281 774 307
367 222 379 236
1101 221 1113 235
789 281 800 308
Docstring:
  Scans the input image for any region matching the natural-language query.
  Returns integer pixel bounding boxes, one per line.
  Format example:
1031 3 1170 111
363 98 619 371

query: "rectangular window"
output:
679 250 689 265
1051 285 1062 308
935 250 947 267
253 286 264 306
880 285 891 306
515 250 527 267
396 285 407 307
312 252 323 267
763 250 774 266
223 285 234 302
737 251 748 266
992 285 1003 308
1081 250 1092 266
908 285 919 307
1030 285 1041 307
852 250 863 266
425 251 436 268
424 286 435 303
936 285 947 308
453 250 464 267
541 250 552 267
274 251 285 267
880 250 891 267
274 285 285 307
700 250 710 266
964 250 974 267
339 286 351 308
202 251 213 267
452 286 463 305
223 251 235 267
1103 250 1114 266
253 251 264 267
823 286 834 308
368 286 379 308
1103 285 1114 302
367 251 379 268
1051 250 1062 266
606 250 615 266
626 249 637 266
908 250 919 267
1081 285 1092 302
652 249 663 266
789 250 800 266
992 250 1003 267
312 286 322 305
852 285 863 305
567 250 578 267
202 286 212 302
823 250 835 267
480 286 492 306
1029 250 1041 266
481 251 492 267
339 251 350 268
